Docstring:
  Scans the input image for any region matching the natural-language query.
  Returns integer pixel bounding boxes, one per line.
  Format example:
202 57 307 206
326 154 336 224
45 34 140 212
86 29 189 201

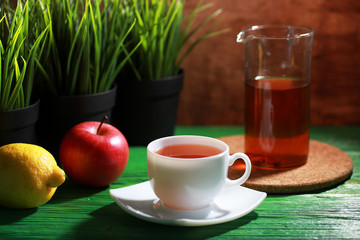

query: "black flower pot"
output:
0 100 40 147
38 85 117 156
113 72 183 146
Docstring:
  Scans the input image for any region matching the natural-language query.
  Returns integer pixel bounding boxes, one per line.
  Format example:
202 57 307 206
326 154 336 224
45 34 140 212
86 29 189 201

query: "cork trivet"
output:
218 135 353 194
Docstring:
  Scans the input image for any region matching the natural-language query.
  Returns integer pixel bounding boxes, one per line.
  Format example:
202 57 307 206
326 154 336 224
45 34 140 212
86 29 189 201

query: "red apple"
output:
59 117 129 187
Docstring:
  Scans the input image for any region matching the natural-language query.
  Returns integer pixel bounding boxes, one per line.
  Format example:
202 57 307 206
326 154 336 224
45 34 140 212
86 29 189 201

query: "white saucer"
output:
109 181 267 227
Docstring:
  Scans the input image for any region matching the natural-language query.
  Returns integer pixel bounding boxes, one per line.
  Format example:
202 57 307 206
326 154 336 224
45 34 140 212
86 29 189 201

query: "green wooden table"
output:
1 126 359 239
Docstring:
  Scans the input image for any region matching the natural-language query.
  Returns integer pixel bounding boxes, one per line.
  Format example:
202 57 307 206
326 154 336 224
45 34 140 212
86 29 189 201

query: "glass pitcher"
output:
237 25 314 170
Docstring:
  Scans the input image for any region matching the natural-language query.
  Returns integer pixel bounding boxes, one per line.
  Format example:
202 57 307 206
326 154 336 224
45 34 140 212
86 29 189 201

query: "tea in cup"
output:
147 135 251 210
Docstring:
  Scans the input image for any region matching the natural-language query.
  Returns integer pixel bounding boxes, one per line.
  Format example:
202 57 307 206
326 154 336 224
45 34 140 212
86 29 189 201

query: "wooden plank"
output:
0 126 359 239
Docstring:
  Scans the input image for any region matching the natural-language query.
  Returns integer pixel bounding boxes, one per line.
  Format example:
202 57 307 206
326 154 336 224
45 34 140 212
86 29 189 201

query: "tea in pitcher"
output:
238 25 314 170
245 77 310 169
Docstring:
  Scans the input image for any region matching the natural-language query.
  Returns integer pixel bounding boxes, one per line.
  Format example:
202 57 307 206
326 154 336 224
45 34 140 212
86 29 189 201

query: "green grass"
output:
38 0 141 96
0 0 48 111
123 0 228 81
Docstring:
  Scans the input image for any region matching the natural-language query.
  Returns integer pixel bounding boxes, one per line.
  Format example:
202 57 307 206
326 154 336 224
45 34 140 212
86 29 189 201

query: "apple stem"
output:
97 116 108 135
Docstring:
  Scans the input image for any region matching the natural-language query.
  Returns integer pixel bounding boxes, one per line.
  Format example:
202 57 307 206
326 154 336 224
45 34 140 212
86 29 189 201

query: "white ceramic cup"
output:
147 135 252 210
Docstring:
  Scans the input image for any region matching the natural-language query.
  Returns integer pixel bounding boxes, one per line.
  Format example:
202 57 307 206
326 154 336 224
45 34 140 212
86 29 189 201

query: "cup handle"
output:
225 152 251 187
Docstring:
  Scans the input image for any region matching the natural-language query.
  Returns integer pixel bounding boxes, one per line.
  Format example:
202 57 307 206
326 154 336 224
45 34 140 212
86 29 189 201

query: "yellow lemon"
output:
0 143 65 209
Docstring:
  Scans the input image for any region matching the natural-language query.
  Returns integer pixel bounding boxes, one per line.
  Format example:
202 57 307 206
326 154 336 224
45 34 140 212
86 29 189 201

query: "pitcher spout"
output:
236 26 259 43
236 30 246 43
236 25 261 43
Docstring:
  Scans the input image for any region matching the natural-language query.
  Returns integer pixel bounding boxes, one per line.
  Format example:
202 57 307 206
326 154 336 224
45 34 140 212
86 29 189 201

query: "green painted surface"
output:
1 126 359 239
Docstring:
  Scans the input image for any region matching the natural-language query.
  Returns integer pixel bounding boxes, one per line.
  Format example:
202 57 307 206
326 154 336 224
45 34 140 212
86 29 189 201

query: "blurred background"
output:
179 0 360 125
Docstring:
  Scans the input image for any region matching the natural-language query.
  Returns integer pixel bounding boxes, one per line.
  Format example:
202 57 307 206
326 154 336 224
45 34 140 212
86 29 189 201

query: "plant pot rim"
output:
123 71 184 98
57 84 117 100
0 99 40 113
148 69 184 82
43 85 117 116
0 99 40 130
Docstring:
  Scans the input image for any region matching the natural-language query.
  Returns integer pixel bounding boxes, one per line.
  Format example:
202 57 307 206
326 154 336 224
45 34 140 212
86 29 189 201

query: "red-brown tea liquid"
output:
156 144 223 158
245 77 310 170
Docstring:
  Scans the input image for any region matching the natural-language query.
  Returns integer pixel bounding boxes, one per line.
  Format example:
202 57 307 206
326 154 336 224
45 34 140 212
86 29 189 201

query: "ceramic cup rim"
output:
147 135 229 161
